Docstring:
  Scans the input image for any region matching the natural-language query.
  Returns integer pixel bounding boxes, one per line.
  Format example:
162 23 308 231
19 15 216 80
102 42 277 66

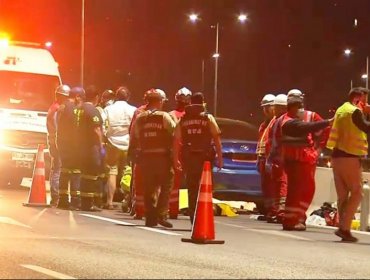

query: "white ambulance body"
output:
0 41 61 185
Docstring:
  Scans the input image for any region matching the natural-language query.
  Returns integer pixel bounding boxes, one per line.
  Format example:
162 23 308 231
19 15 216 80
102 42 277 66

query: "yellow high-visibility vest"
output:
326 102 368 156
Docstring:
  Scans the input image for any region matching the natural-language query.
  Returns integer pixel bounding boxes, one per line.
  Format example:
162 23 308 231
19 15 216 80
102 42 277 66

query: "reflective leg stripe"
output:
70 190 80 196
59 189 69 195
80 192 95 198
94 193 103 198
81 174 99 180
61 168 81 174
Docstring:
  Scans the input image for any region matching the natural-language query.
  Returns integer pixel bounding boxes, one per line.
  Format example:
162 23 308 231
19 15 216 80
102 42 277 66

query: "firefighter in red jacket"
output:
281 89 333 231
265 94 288 223
168 87 192 219
256 94 275 218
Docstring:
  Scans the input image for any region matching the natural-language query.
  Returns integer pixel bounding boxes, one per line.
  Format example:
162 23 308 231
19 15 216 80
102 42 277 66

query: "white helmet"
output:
55 84 71 97
261 94 275 107
175 87 192 101
274 94 287 106
145 88 167 101
287 89 304 104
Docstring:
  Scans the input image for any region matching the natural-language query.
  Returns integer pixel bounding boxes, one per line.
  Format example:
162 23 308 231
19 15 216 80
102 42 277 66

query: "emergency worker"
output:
281 90 332 231
134 88 175 227
127 93 149 218
104 86 136 210
265 94 288 223
327 87 370 242
47 85 70 206
256 94 275 217
79 85 105 212
56 87 82 210
168 87 192 219
173 92 223 224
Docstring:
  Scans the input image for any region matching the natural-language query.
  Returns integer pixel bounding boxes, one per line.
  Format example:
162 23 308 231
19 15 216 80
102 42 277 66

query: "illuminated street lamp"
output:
238 14 248 23
344 48 352 56
189 13 247 116
189 13 199 22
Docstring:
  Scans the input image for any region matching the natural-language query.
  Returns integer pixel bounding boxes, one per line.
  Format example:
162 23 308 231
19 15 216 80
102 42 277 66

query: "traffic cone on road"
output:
181 161 225 244
23 144 50 207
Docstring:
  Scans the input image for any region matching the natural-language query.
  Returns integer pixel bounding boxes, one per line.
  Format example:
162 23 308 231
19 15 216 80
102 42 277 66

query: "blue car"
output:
212 118 263 210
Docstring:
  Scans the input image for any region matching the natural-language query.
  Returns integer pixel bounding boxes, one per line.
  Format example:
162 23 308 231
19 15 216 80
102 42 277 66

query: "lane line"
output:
79 214 181 236
29 208 48 224
137 226 181 236
79 213 134 226
20 264 76 279
309 224 370 236
0 217 31 229
216 221 312 241
244 228 312 241
69 211 77 229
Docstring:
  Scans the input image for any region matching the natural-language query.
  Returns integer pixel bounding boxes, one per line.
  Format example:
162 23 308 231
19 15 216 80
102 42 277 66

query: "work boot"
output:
335 229 358 242
145 217 158 227
283 223 306 231
158 218 173 228
57 201 70 210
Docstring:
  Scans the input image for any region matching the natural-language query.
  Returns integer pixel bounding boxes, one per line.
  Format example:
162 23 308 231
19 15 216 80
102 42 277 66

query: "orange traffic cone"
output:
181 161 225 244
23 144 50 207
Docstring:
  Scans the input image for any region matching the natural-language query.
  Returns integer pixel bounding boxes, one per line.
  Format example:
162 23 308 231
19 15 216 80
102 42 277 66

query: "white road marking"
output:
29 208 48 224
79 214 181 236
245 228 312 241
79 214 133 226
309 224 370 236
216 221 312 241
20 264 76 279
0 217 31 229
69 211 77 229
137 226 181 236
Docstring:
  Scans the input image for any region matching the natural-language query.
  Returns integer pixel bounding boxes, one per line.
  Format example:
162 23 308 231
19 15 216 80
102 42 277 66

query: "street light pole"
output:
366 56 369 89
81 0 85 86
201 59 205 92
213 22 219 117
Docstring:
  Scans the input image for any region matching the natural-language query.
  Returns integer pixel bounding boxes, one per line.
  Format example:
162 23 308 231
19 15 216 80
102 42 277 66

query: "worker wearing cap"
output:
127 93 149 219
168 87 192 219
56 86 83 210
79 85 105 212
103 86 136 210
327 87 370 242
256 94 275 218
173 92 223 225
265 94 288 223
47 85 70 207
133 88 175 228
281 89 332 231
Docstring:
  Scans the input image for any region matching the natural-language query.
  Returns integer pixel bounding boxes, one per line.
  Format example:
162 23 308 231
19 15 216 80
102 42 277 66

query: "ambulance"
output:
0 38 61 185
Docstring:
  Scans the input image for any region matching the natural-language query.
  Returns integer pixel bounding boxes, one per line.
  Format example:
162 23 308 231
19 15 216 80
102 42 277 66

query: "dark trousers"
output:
58 147 81 208
139 154 173 223
183 153 209 223
80 145 104 210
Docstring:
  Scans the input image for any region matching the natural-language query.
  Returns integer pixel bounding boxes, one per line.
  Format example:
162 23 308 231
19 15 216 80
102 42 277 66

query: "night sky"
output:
0 0 369 125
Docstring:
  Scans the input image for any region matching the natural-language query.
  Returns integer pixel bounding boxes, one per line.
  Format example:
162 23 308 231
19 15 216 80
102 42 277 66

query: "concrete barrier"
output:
312 167 370 227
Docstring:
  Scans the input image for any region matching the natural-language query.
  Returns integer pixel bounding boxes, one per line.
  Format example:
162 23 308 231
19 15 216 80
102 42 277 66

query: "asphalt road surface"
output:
1 185 370 279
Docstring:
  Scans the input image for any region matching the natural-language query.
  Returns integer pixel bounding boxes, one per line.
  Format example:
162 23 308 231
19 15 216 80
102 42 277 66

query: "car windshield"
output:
0 71 59 112
217 120 258 141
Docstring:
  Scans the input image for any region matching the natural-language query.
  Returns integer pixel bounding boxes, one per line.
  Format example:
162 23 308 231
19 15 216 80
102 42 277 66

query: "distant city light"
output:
212 53 220 58
45 41 52 48
238 14 248 22
362 74 368 79
344 49 352 56
189 14 199 22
